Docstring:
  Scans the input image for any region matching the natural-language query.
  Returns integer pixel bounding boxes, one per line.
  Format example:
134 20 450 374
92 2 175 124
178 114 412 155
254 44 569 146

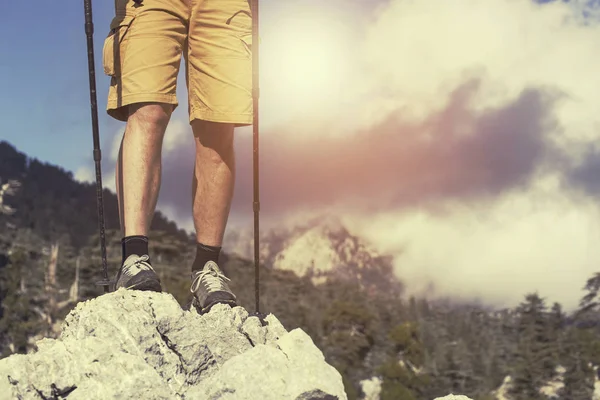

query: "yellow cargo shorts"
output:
103 0 253 126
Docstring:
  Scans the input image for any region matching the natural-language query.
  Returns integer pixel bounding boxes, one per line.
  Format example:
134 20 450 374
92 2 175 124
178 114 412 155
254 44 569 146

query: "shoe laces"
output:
122 254 154 276
190 262 231 293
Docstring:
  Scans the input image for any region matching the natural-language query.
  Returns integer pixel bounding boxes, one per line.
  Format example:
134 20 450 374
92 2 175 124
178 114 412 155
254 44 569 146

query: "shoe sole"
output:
125 279 162 292
190 298 237 315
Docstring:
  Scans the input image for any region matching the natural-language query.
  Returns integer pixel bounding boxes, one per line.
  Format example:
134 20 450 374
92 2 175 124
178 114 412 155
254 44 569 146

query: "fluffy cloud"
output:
342 179 600 311
232 81 560 216
338 0 600 310
74 166 94 184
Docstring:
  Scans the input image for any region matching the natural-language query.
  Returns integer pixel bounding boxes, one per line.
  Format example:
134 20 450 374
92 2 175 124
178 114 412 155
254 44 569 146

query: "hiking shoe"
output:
190 261 237 313
113 254 162 292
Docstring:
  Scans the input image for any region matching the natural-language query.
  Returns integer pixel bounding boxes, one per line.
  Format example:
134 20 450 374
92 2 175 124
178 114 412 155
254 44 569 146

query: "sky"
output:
1 0 600 311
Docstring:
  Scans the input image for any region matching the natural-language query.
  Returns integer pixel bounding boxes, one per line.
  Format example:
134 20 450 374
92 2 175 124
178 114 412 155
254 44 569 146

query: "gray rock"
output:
433 395 474 400
0 289 347 400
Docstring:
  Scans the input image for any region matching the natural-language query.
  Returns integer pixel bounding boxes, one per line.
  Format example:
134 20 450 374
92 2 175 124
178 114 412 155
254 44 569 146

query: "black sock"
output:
192 242 221 272
122 235 150 263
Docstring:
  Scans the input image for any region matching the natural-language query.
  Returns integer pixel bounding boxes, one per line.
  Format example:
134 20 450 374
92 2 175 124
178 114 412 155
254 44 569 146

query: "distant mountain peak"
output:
272 216 381 279
224 214 397 291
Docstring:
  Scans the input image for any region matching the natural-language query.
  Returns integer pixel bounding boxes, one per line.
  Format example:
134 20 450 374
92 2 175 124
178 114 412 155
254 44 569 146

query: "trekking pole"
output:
83 0 111 293
251 0 261 315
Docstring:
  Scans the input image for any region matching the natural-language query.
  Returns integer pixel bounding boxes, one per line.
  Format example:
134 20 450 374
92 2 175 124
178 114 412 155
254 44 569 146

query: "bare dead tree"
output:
58 256 80 309
0 179 21 215
44 243 59 332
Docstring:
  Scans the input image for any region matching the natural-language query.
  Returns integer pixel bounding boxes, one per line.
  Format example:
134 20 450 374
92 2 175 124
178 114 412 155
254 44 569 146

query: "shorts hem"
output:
189 109 253 126
107 93 178 121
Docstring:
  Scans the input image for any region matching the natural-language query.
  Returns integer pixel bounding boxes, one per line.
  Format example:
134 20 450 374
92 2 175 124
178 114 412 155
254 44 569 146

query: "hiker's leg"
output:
103 0 188 235
186 0 253 245
112 105 170 292
186 0 251 308
190 121 235 246
116 103 172 236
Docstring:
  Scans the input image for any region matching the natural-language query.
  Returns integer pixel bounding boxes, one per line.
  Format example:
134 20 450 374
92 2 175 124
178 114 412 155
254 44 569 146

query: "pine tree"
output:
322 298 377 396
442 339 474 393
0 247 45 356
559 328 595 400
579 272 600 314
548 302 565 365
377 321 430 399
509 293 555 400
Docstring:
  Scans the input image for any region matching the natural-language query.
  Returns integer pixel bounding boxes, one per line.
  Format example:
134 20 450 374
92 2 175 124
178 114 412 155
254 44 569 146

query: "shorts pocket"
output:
102 15 135 77
240 33 252 57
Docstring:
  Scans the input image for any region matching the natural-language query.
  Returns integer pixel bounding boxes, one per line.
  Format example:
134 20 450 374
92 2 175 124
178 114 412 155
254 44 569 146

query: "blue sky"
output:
0 1 123 172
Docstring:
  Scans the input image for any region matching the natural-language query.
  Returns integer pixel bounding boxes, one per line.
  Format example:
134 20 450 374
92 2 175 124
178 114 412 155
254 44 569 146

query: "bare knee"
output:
192 120 235 161
127 102 172 132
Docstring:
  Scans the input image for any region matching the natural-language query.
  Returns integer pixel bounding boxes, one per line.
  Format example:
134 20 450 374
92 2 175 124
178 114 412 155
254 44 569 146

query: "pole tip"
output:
95 279 112 292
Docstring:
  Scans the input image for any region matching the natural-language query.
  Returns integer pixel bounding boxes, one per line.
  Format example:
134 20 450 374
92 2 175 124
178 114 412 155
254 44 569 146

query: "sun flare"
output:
260 3 359 123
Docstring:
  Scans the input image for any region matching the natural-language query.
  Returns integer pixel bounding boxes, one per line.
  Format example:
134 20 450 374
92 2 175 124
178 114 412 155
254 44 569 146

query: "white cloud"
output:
74 166 94 183
109 127 124 162
162 119 190 154
157 202 195 234
343 175 600 311
325 0 600 310
257 0 600 145
358 0 600 143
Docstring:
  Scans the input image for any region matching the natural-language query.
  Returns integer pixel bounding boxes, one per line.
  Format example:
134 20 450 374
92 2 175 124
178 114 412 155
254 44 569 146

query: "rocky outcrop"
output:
224 216 398 292
359 376 382 400
0 289 347 400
